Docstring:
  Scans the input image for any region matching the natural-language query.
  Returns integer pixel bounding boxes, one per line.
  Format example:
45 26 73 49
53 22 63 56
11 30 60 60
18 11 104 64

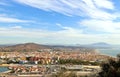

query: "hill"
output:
0 43 50 52
91 42 111 48
92 42 110 46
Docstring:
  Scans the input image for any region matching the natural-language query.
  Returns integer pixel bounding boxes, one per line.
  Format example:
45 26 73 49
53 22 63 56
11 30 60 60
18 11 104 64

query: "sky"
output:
0 0 120 45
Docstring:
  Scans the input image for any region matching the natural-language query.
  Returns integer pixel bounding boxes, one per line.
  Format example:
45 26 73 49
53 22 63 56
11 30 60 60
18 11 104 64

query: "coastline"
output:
97 49 117 58
1 70 11 73
0 66 11 74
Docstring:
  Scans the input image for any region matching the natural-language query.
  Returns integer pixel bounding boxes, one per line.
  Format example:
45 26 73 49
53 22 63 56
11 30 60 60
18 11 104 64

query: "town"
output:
0 48 115 77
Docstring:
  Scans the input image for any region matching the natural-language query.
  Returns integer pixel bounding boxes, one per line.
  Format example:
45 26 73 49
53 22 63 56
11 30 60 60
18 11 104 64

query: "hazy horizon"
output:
0 0 120 45
0 42 120 46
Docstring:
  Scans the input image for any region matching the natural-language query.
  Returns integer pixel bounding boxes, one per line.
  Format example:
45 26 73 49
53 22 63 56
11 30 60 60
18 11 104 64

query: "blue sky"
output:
0 0 120 45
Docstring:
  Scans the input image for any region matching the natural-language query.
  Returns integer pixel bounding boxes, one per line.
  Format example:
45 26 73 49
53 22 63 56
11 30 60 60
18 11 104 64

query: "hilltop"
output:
0 43 50 52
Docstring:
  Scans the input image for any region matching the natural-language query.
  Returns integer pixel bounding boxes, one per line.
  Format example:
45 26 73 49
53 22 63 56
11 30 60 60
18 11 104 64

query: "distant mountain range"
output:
76 42 111 48
91 42 111 47
91 42 110 46
0 42 112 52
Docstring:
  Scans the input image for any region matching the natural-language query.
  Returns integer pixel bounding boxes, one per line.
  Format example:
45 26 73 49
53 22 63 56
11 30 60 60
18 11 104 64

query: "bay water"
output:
98 48 120 57
0 67 9 73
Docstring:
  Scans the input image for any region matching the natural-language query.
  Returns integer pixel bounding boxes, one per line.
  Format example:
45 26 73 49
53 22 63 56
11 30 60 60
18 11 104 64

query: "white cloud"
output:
13 0 119 34
55 23 83 37
1 0 119 44
93 0 114 9
0 16 32 23
10 26 22 29
14 0 116 20
0 25 83 38
79 19 120 33
0 26 120 44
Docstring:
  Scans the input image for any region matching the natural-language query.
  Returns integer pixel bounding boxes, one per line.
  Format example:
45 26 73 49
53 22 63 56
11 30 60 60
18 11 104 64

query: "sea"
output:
0 67 9 73
98 48 120 57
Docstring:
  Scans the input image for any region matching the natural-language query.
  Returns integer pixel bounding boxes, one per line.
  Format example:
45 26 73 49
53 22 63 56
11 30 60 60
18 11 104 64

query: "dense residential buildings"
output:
0 51 114 65
0 43 116 77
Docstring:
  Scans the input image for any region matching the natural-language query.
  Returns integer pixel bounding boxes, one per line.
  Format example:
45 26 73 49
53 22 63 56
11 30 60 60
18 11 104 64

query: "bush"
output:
98 55 120 77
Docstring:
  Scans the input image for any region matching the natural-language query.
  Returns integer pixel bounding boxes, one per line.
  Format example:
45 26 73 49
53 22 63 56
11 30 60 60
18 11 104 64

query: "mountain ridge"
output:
91 42 110 46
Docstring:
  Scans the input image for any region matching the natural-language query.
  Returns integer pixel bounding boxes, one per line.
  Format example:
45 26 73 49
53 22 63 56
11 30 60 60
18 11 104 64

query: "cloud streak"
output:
14 0 116 20
0 14 33 23
13 0 120 34
0 0 120 44
0 17 31 23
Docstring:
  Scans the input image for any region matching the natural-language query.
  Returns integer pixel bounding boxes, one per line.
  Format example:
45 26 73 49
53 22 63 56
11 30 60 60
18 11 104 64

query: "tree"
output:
98 54 120 77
